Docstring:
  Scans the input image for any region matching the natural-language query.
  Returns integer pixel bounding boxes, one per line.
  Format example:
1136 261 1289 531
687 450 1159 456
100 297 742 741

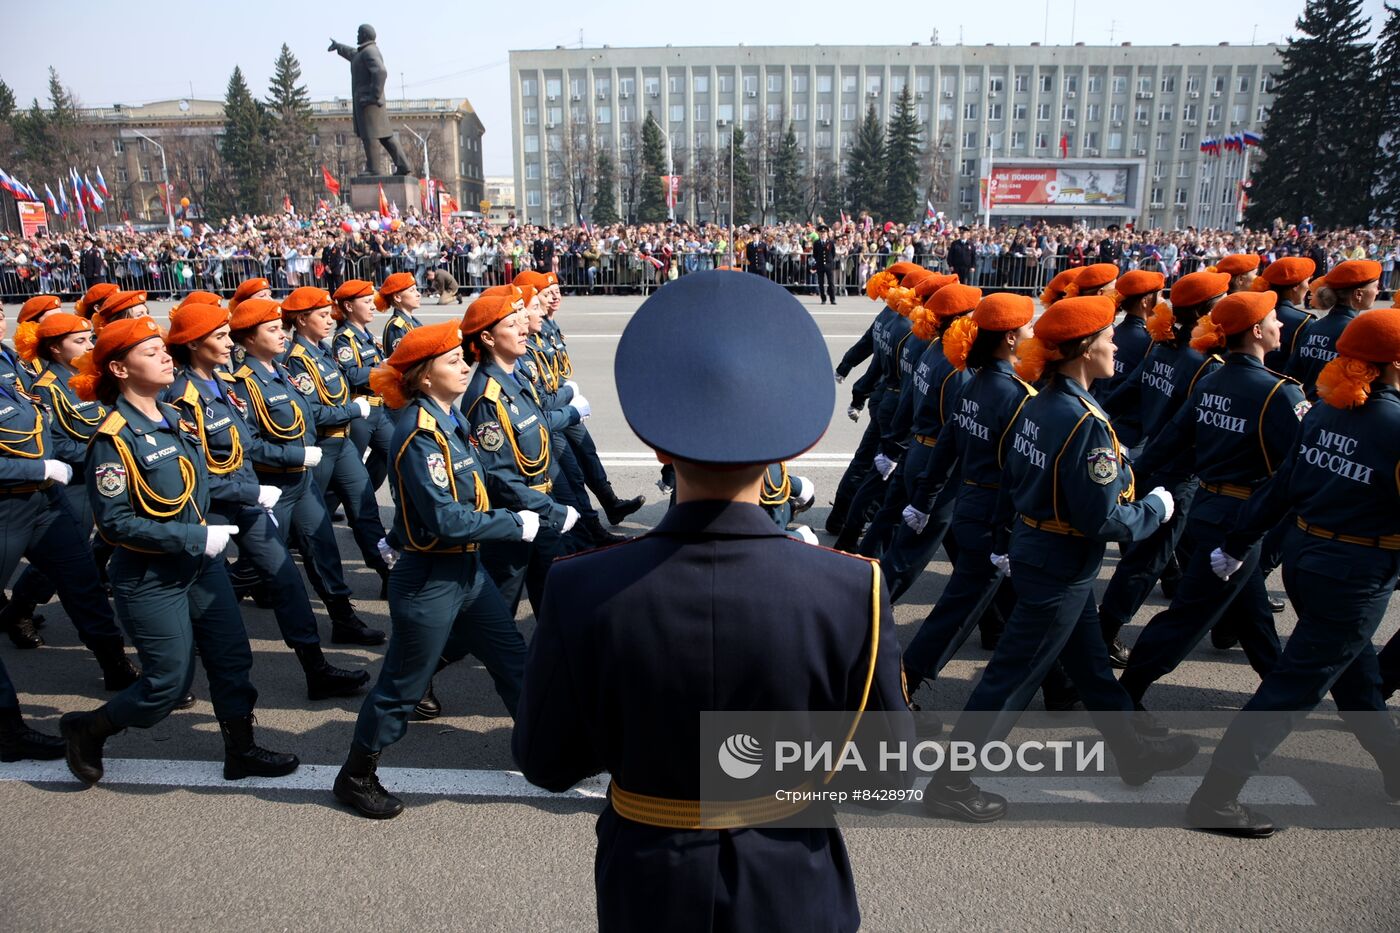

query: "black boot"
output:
1186 767 1274 837
1210 620 1240 650
333 743 404 819
601 490 646 526
0 708 65 762
93 642 140 691
583 516 628 546
412 678 441 720
1117 734 1199 787
295 644 371 700
1107 637 1130 669
59 706 119 785
229 562 276 609
219 715 300 780
922 776 1008 823
327 596 386 646
1 596 43 649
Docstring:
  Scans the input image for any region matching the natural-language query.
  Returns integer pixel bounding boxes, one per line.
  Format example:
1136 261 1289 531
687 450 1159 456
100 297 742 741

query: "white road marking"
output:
599 452 856 469
0 759 1314 805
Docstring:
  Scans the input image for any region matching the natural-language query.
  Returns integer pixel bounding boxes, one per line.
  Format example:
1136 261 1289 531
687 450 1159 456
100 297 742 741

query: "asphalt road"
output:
1 291 1397 932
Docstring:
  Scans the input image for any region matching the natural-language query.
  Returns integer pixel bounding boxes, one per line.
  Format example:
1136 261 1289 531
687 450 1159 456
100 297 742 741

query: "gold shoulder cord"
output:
188 396 244 475
295 347 348 405
241 373 305 442
46 383 105 440
0 405 44 459
494 394 550 480
111 433 199 519
760 463 791 507
392 426 491 551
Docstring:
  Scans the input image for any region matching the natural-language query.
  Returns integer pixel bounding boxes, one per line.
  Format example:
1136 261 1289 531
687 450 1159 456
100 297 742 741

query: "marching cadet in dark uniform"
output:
513 270 913 932
0 302 32 395
12 294 63 386
281 286 391 593
333 322 536 819
1254 257 1316 372
0 654 65 762
331 279 393 494
377 272 424 356
1118 291 1306 710
165 301 369 700
91 290 151 331
922 297 1194 823
828 261 925 535
520 270 645 529
0 316 137 685
1062 261 1119 300
1211 252 1261 293
1097 270 1229 665
74 282 120 321
1090 269 1164 444
228 298 384 645
226 278 272 372
1188 307 1400 836
461 293 587 615
1286 259 1382 400
59 318 298 785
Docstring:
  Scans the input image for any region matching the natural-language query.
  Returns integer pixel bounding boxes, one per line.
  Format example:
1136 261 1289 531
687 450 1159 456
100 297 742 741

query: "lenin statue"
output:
329 24 413 176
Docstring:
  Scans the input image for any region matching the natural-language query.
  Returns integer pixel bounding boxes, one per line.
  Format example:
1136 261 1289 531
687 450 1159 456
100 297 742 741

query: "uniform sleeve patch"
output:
95 462 127 498
289 372 315 396
475 421 504 452
336 345 355 364
426 452 449 488
1086 447 1119 485
1293 399 1311 420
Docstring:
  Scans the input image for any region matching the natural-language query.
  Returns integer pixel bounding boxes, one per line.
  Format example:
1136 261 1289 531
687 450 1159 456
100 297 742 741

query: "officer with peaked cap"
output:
513 271 913 932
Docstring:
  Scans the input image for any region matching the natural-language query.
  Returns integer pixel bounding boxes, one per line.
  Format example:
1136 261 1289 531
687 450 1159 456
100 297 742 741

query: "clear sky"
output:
3 0 1389 175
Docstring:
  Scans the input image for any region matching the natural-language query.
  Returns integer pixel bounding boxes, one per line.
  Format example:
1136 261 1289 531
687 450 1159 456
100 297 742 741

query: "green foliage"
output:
727 126 755 223
881 85 922 223
1374 2 1400 224
771 123 804 221
266 44 316 211
846 103 885 215
220 66 273 213
638 112 669 222
591 149 620 225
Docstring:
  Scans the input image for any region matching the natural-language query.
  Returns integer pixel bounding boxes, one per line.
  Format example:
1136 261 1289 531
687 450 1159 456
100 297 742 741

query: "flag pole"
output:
1235 140 1251 228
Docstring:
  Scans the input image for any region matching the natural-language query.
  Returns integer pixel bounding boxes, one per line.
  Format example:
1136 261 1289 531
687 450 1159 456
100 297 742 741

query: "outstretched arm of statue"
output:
329 38 354 59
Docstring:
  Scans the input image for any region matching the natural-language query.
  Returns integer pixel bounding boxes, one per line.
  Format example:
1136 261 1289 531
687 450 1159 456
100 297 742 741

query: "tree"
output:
882 85 922 223
266 45 316 211
591 149 620 225
846 103 886 216
771 123 804 221
1247 0 1378 227
551 120 594 224
638 112 669 222
618 129 644 224
725 126 756 223
10 68 83 189
0 78 15 123
808 153 842 222
1374 3 1400 224
220 66 272 213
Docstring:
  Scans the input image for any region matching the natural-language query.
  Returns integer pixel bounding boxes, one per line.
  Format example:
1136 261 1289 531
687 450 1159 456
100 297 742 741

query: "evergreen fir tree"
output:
11 68 82 186
266 45 316 211
771 123 804 221
881 85 922 223
1374 2 1400 224
1247 0 1378 227
846 103 885 216
0 78 15 122
638 112 669 222
591 149 620 225
220 66 272 213
727 126 756 222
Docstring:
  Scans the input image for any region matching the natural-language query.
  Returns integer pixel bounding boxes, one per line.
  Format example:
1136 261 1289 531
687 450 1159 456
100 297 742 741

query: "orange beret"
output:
927 284 982 321
972 293 1035 331
94 291 148 329
1074 263 1119 290
374 272 417 311
229 278 271 311
1040 268 1079 307
176 290 224 310
281 286 333 315
1324 259 1382 289
1170 271 1230 308
1115 270 1165 298
1257 256 1316 289
914 272 959 301
1211 291 1277 336
887 261 924 282
167 303 231 346
1210 253 1260 276
333 279 375 302
15 313 91 364
75 283 120 318
1033 296 1116 344
18 294 61 323
384 320 464 369
229 297 283 333
1335 307 1400 362
512 270 553 293
479 284 525 300
93 317 164 370
462 294 523 338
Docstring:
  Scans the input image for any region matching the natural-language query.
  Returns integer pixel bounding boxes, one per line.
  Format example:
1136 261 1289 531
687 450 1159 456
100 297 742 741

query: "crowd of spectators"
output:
3 208 1396 302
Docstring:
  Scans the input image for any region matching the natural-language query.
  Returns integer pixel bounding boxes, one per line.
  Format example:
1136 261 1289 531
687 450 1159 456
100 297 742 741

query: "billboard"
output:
981 160 1146 218
17 200 48 237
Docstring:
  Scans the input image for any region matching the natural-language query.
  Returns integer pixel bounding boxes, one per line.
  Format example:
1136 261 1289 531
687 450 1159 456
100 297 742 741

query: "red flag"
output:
283 194 293 215
1059 135 1069 159
317 197 329 212
321 165 341 196
377 183 390 218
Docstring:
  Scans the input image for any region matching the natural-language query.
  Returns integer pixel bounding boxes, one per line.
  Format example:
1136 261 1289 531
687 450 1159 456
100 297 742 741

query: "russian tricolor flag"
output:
94 165 110 198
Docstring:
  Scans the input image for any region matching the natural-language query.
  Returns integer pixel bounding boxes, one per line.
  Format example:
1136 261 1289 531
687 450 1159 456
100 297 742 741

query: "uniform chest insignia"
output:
95 462 127 498
475 421 504 452
509 402 519 415
1293 399 1311 420
144 434 156 447
1086 447 1119 485
426 452 449 488
206 406 217 420
290 372 315 395
336 345 355 364
521 361 536 380
177 419 200 442
227 391 248 417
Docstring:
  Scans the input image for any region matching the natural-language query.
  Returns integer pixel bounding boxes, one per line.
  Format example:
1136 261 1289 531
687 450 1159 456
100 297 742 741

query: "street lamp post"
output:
718 119 735 268
402 123 432 222
654 122 676 223
131 130 174 234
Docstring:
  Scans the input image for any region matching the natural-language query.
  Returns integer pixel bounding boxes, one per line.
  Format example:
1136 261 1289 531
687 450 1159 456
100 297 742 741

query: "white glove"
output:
1210 547 1244 581
301 446 323 468
794 525 819 545
563 379 580 395
793 476 815 508
42 460 73 485
376 536 400 570
203 524 239 558
902 505 930 533
352 397 371 419
256 485 282 510
517 510 541 543
990 553 1012 577
834 369 845 384
570 394 592 420
874 452 898 480
1146 486 1175 523
561 505 580 533
846 405 861 422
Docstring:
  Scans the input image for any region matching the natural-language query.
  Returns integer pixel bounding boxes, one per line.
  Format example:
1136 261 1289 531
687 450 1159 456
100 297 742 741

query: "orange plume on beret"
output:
75 283 120 318
369 320 466 409
374 272 417 311
1013 337 1061 383
864 269 896 301
1189 291 1277 353
941 316 979 371
15 312 91 363
1040 268 1078 308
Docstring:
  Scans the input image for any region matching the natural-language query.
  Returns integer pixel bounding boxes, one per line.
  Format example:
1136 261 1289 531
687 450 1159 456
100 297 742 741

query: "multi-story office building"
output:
66 96 485 223
509 42 1282 229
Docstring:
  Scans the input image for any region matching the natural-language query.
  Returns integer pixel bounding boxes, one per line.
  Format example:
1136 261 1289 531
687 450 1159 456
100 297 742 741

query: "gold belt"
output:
404 543 479 554
964 479 1000 490
1022 515 1083 536
0 482 46 496
1199 480 1254 500
319 425 350 439
355 395 383 407
1296 517 1400 551
528 480 553 494
913 434 938 447
254 463 306 474
608 780 812 830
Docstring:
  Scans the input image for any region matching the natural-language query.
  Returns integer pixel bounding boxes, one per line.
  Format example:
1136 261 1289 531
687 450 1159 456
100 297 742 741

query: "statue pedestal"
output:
348 175 421 216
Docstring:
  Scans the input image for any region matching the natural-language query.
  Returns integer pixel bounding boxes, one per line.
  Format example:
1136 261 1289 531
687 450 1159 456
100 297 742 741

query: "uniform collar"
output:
1050 372 1097 402
293 334 325 357
650 500 791 539
115 395 172 436
1225 352 1267 370
481 360 524 400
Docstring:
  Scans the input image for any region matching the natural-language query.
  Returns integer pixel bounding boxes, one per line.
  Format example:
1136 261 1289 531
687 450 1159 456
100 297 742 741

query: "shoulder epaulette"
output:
233 365 253 380
1075 395 1111 423
288 343 311 361
1012 374 1039 396
96 411 127 437
484 379 501 402
390 316 408 331
217 371 237 383
416 407 437 432
33 369 56 389
180 382 200 406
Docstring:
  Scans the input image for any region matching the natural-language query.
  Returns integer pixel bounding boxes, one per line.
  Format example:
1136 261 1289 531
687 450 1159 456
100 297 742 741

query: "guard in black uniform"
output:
513 271 913 931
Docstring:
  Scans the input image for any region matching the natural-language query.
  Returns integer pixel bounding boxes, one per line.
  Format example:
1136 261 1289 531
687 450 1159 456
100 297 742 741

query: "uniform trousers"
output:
0 656 17 711
563 421 611 501
856 453 911 559
880 451 961 604
348 405 394 493
1098 478 1196 640
833 390 902 549
482 527 566 617
10 481 115 606
313 436 389 575
104 549 256 728
256 468 353 601
211 502 320 647
829 389 887 530
353 551 525 752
